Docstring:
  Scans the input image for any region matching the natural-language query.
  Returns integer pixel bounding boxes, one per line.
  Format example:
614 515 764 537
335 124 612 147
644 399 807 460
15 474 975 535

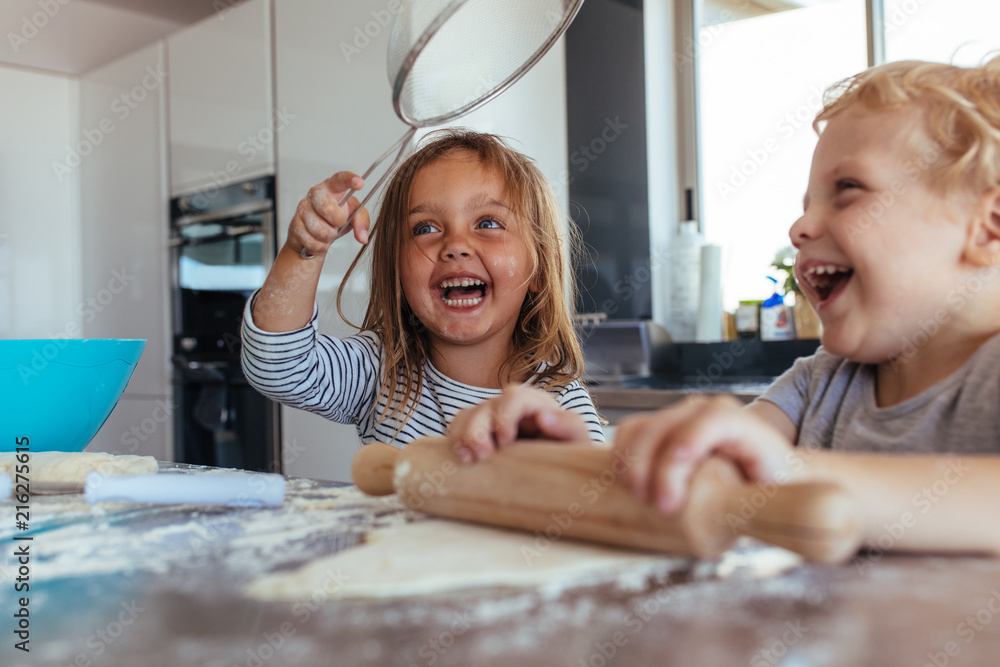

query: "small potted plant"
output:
770 246 822 339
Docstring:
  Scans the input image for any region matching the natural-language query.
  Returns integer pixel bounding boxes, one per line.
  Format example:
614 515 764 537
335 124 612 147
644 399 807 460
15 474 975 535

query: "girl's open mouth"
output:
437 277 488 308
802 263 853 306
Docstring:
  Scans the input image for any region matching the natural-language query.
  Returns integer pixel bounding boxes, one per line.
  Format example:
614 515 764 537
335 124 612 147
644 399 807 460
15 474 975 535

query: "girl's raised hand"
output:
613 396 796 514
448 386 592 464
287 172 370 258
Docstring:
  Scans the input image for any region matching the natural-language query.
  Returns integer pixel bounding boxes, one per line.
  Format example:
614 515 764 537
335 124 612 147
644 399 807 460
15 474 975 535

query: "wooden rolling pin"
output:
352 437 862 564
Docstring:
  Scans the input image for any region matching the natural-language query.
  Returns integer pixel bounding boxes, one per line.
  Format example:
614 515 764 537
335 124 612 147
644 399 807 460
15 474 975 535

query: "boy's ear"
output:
964 187 1000 269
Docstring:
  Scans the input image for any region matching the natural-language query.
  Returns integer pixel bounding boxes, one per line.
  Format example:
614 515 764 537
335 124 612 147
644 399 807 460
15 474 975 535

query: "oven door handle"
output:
174 199 274 227
224 224 264 237
169 224 264 247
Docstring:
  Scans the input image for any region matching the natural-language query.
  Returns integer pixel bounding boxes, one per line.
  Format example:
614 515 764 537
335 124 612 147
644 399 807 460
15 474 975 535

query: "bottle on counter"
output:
760 277 796 341
695 243 723 343
735 300 762 340
668 219 703 342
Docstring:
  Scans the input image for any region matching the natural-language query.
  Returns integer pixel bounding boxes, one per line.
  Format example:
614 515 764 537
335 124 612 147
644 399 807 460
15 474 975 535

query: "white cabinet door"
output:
79 42 173 460
167 0 274 196
273 0 569 482
0 68 81 340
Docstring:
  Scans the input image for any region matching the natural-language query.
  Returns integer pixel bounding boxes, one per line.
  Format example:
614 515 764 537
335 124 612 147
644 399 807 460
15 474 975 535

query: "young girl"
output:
241 130 605 457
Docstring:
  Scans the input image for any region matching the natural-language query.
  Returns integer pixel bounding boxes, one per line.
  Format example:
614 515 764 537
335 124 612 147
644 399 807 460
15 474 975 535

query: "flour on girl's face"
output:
491 257 520 279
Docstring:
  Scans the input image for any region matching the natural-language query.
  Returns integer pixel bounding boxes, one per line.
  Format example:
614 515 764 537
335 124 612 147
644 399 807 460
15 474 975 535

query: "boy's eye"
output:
476 218 504 230
835 179 861 193
413 222 438 235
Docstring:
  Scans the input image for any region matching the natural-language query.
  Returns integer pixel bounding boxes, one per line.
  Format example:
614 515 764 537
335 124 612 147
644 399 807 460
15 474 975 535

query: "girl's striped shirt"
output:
241 299 606 445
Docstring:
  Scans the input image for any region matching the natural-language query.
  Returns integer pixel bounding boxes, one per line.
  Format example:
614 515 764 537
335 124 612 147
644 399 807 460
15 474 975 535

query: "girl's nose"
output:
441 229 473 259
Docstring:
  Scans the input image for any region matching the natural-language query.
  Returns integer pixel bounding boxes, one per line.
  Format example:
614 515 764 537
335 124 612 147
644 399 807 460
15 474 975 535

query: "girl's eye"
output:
413 223 437 236
476 218 503 230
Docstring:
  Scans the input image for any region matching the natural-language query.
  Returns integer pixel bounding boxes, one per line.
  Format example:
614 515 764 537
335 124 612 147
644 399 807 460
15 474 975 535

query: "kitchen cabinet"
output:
79 42 172 461
0 67 81 340
166 0 273 196
272 0 570 482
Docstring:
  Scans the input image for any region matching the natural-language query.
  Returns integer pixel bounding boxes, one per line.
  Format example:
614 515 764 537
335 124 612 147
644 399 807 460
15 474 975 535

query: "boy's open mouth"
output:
802 263 854 303
438 277 488 307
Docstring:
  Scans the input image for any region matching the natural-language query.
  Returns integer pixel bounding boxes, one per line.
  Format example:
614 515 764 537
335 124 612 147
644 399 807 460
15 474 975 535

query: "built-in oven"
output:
169 175 281 473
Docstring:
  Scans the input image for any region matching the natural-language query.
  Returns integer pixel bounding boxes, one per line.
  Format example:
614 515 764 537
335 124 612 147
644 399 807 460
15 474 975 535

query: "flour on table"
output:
0 451 157 483
246 518 691 600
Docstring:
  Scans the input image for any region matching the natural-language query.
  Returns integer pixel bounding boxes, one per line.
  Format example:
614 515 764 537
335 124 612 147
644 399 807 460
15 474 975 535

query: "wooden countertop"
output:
6 462 1000 666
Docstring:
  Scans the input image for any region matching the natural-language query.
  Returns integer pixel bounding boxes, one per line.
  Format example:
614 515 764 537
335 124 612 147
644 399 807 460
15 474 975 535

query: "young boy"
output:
448 57 1000 555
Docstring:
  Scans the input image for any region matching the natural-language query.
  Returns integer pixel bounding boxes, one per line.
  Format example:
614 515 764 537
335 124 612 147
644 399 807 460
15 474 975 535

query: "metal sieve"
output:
322 0 585 247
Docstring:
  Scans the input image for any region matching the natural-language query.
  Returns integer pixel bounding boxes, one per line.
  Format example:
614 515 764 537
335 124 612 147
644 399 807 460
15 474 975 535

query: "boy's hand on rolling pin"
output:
448 386 591 464
613 396 794 514
286 172 370 258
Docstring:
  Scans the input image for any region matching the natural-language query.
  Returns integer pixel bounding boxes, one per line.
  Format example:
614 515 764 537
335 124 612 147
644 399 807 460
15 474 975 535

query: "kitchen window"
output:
882 0 1000 65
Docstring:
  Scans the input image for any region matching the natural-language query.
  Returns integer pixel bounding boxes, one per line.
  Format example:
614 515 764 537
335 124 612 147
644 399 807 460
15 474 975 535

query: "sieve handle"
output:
334 127 418 240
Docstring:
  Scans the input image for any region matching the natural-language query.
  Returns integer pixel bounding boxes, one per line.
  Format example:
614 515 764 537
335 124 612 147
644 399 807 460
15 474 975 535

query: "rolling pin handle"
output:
352 442 402 496
735 482 863 564
683 458 863 564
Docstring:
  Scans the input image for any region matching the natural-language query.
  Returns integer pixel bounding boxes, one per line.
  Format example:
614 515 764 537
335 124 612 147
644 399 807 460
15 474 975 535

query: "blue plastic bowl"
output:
0 339 146 453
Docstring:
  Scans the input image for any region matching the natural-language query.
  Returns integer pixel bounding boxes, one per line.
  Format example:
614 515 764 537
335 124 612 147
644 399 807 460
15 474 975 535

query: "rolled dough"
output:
246 518 688 600
0 451 157 484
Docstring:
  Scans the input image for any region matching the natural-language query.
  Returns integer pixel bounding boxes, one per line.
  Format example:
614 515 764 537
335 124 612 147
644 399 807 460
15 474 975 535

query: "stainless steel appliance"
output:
574 314 671 384
169 176 281 473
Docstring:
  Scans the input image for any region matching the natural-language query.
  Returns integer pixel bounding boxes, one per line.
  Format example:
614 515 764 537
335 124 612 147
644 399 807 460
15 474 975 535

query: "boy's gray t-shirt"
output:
757 331 1000 454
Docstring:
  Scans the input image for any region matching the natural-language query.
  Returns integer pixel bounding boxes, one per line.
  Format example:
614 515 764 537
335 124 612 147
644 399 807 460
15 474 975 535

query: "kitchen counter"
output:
5 462 1000 666
583 337 821 423
589 378 774 423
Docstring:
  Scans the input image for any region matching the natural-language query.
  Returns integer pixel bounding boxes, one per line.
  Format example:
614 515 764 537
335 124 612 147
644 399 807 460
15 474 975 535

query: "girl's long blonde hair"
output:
337 129 585 427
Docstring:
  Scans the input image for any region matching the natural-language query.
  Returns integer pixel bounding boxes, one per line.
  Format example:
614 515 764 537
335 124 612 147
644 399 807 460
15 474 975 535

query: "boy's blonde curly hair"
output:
815 55 1000 196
